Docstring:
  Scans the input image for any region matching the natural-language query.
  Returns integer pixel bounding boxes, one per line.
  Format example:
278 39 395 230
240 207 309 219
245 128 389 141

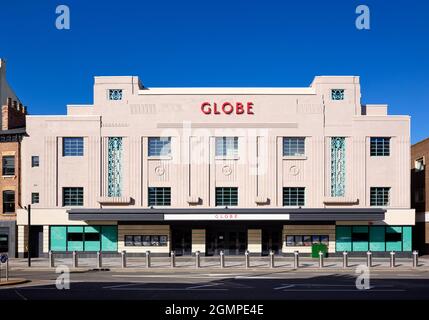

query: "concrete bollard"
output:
319 251 324 268
245 250 250 269
342 251 348 268
72 251 78 268
5 259 8 281
294 251 299 269
49 250 55 268
195 251 201 268
220 250 225 268
121 250 127 268
170 251 175 268
412 250 419 268
390 251 396 268
146 250 151 268
97 251 102 269
366 251 372 268
269 250 275 268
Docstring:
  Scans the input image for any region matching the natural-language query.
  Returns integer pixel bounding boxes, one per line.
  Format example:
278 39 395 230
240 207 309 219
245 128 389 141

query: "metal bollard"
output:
390 251 396 268
319 251 324 268
294 251 299 269
97 251 102 268
412 250 419 268
121 250 127 268
5 259 8 281
72 251 78 268
342 251 348 268
49 250 55 268
366 251 372 268
220 250 225 268
146 250 151 268
269 250 275 268
170 251 175 268
195 251 201 268
245 250 250 268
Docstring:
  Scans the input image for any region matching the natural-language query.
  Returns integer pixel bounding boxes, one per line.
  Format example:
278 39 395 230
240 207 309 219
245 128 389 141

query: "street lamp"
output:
24 205 31 267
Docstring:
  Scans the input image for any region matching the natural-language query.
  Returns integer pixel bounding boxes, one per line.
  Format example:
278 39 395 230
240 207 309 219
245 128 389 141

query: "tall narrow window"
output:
108 137 123 197
2 190 15 213
31 156 39 167
215 137 238 157
331 137 346 197
31 193 40 204
148 137 171 156
2 156 15 176
63 137 84 156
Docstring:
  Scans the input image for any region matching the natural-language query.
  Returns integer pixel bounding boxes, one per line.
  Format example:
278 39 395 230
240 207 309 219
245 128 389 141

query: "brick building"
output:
411 138 429 253
0 59 27 256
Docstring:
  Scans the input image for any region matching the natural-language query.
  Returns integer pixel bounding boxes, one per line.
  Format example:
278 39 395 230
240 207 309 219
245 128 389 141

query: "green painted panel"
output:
386 241 402 251
67 241 84 251
84 226 100 233
68 226 84 233
369 227 385 252
50 226 67 251
402 227 412 251
101 226 118 251
336 226 352 252
352 241 369 252
386 226 402 233
84 241 101 251
352 226 369 233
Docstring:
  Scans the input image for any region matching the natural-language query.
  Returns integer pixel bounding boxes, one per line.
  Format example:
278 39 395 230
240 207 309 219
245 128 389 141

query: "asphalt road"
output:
1 269 429 300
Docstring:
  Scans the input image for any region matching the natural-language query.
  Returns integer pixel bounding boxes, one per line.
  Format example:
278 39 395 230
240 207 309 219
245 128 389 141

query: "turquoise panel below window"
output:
84 226 100 233
68 226 84 233
386 241 402 251
352 241 369 252
402 227 412 251
67 241 84 251
336 226 352 251
50 226 67 251
101 226 118 251
369 226 385 252
84 241 101 251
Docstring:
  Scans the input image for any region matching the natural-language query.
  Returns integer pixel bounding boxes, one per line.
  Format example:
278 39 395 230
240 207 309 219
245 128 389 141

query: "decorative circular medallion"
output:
222 165 232 176
155 166 165 176
289 165 300 176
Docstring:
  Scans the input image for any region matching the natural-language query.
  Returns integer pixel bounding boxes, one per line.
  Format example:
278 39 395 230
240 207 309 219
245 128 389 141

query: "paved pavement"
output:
0 256 429 300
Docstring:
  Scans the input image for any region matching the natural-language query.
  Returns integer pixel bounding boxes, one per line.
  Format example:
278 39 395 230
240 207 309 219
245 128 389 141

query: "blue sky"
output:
1 0 428 143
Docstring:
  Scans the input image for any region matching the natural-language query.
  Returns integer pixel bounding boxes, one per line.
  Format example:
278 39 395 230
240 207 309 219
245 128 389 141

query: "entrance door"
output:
262 228 282 255
171 227 192 256
0 233 8 253
30 226 43 258
206 229 247 255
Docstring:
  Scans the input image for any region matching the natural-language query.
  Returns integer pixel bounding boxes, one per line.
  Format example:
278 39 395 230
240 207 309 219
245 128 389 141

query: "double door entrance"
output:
261 227 283 255
206 227 247 256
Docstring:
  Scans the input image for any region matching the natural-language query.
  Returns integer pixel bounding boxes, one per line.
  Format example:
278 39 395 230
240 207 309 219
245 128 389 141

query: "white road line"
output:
14 290 27 300
274 285 295 290
186 283 222 289
103 283 145 289
279 289 406 292
110 287 228 291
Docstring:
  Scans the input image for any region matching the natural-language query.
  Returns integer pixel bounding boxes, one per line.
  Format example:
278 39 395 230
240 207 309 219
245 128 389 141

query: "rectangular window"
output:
215 187 238 206
370 187 390 206
370 137 390 156
124 235 168 246
31 193 39 204
283 187 305 206
2 156 15 176
285 235 329 246
148 187 171 206
215 137 238 157
31 156 39 167
67 232 84 242
148 137 171 157
109 89 123 100
63 137 84 156
283 137 305 156
2 190 15 213
415 158 425 172
331 89 345 100
63 187 84 206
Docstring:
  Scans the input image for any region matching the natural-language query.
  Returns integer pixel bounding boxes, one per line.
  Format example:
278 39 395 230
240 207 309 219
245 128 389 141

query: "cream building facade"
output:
16 75 415 256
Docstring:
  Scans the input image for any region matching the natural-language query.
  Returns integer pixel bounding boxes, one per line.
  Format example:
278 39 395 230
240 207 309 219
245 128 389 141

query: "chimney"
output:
2 97 26 130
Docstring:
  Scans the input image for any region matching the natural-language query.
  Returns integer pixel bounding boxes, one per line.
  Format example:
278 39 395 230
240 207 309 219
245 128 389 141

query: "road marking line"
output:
278 289 405 292
274 285 295 290
110 287 228 291
14 290 27 300
186 283 223 289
